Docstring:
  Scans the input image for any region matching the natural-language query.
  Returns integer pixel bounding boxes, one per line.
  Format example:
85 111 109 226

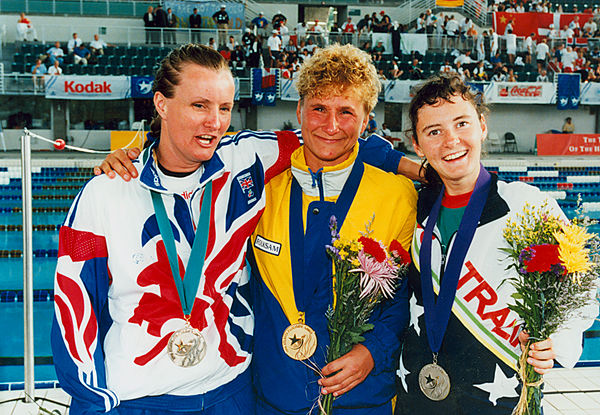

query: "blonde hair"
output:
295 43 380 113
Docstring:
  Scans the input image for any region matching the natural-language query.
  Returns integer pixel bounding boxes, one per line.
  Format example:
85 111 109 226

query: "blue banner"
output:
165 1 245 29
131 76 154 98
557 73 580 110
252 68 279 106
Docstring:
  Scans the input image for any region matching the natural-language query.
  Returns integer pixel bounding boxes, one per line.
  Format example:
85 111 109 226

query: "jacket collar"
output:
290 144 358 198
138 136 225 193
417 171 509 227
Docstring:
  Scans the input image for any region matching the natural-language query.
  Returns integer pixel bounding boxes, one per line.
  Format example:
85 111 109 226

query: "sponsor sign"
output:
280 78 300 102
165 1 245 29
45 75 130 100
486 82 554 104
580 82 600 105
537 134 600 156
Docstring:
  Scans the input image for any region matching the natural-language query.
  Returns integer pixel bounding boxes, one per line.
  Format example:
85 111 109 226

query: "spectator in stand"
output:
73 43 91 66
569 16 581 36
297 48 310 64
252 12 269 39
475 30 486 62
516 2 525 13
246 35 262 68
535 38 550 71
366 112 377 135
305 38 317 54
440 60 453 73
226 35 237 52
17 12 38 42
490 28 499 58
578 61 594 82
310 19 324 47
425 9 436 34
342 17 356 44
371 40 385 62
590 47 600 64
562 46 577 72
295 21 307 43
574 48 586 70
207 37 216 50
504 19 514 35
454 50 473 66
272 10 287 27
46 41 65 66
524 32 535 64
267 30 282 68
242 28 255 47
143 6 155 44
377 68 387 80
67 33 82 53
454 60 470 81
391 21 402 57
409 58 425 80
284 39 297 59
506 67 517 82
379 123 393 142
213 4 230 48
189 8 202 44
356 15 370 35
583 18 597 37
31 58 47 91
445 15 459 48
548 23 560 39
370 12 380 33
505 29 517 64
378 11 392 32
390 60 403 79
460 17 473 48
166 8 177 45
473 60 488 81
219 46 231 63
279 20 290 47
536 68 550 82
562 117 575 133
154 4 168 44
561 25 574 39
492 66 507 82
47 60 63 76
90 34 113 57
490 51 502 68
230 45 246 70
416 13 426 33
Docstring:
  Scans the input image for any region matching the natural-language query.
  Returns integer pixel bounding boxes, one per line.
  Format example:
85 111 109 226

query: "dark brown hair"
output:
407 73 488 186
149 44 231 139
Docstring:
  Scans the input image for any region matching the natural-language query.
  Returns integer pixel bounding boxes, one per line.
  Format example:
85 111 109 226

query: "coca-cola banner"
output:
45 75 130 100
485 82 555 104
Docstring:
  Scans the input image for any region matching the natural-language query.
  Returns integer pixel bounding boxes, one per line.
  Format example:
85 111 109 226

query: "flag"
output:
493 12 553 36
251 68 279 106
436 0 463 7
557 73 580 110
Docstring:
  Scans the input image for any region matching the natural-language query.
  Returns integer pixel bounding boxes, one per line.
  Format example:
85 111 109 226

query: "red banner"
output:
537 134 600 156
493 12 593 37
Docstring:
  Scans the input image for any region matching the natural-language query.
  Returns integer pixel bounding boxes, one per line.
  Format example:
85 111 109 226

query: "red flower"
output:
523 244 561 273
390 240 411 265
358 236 387 262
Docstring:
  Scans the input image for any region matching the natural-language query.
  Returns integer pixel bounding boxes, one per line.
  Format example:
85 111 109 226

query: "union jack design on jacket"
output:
52 130 300 413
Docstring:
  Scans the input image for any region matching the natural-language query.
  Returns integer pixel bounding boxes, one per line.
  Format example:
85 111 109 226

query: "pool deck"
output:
1 366 599 414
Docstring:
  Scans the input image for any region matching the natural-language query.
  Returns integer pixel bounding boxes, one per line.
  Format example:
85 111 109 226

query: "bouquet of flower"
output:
319 215 411 415
502 202 599 415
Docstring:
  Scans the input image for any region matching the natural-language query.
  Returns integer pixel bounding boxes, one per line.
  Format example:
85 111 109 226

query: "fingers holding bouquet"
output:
518 331 556 375
319 344 374 397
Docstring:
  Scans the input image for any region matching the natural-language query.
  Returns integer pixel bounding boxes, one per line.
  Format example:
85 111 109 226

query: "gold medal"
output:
418 362 451 401
281 323 317 360
167 324 207 367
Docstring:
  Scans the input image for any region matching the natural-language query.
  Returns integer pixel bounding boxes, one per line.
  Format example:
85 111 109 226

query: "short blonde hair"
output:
295 44 381 114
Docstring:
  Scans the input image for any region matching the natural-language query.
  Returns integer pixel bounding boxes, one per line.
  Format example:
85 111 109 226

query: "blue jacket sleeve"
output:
358 133 405 174
361 277 410 376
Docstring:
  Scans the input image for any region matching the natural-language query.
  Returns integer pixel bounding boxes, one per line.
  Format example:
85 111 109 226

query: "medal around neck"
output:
168 323 207 367
419 362 451 401
282 323 317 360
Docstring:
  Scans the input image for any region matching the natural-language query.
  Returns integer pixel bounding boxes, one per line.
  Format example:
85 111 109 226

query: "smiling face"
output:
413 94 487 195
154 64 234 172
297 91 368 170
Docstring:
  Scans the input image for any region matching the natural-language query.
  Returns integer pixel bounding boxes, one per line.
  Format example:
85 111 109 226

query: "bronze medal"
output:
281 323 317 360
418 363 451 401
167 325 207 367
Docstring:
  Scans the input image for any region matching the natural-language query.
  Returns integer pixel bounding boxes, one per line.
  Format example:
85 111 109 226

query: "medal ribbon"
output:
420 165 491 354
288 159 364 324
149 165 213 317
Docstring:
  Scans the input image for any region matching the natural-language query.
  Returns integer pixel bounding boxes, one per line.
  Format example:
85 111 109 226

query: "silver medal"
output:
418 363 451 401
167 325 207 367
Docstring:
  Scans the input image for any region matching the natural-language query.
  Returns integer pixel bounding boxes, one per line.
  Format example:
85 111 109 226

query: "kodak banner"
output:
45 75 130 100
537 134 600 156
436 0 464 7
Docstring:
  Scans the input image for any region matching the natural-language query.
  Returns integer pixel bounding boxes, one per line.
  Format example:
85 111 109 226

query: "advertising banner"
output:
382 80 422 103
165 1 245 29
45 75 130 100
436 0 464 7
580 82 600 105
485 82 554 104
537 134 600 156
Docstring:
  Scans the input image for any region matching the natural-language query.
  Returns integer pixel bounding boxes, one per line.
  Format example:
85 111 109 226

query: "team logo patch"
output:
254 235 281 256
237 172 257 204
